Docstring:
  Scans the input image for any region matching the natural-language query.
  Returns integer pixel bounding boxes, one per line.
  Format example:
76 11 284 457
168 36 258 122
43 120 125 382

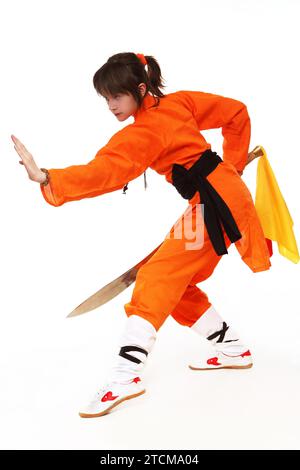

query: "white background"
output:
1 0 300 450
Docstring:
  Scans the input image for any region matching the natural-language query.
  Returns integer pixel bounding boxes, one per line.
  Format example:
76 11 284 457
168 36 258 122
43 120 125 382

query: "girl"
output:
11 52 270 419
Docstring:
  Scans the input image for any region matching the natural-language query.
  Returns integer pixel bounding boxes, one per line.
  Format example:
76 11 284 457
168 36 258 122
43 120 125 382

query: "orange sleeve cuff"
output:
39 169 65 207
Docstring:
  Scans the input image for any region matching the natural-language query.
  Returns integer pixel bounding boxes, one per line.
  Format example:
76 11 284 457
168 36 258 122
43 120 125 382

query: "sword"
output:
67 243 163 317
67 145 263 318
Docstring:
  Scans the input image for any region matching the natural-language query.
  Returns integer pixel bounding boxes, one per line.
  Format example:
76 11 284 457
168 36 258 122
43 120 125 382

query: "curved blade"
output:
67 267 138 317
67 243 162 318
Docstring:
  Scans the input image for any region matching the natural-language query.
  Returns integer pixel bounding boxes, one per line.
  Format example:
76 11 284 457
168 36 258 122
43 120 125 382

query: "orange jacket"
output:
40 91 250 206
40 90 271 273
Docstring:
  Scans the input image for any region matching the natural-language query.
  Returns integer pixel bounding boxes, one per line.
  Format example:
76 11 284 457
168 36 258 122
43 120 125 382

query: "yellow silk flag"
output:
254 146 299 263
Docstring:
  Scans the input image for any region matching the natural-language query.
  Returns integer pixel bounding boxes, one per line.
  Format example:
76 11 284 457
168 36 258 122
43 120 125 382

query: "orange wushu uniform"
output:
40 91 271 331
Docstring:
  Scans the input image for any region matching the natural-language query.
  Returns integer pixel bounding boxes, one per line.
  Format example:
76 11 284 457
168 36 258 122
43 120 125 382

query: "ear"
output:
138 83 147 97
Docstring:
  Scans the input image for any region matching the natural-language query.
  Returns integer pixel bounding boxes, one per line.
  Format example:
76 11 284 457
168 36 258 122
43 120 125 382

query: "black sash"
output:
171 149 242 255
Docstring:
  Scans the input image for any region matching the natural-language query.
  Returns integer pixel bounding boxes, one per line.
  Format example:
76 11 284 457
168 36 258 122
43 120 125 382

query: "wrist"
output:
39 168 50 186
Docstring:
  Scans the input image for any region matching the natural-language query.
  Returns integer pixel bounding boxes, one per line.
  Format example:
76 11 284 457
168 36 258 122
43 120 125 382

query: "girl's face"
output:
103 83 146 121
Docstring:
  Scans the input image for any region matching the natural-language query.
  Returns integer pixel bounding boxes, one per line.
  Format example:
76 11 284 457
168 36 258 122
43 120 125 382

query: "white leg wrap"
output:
108 315 156 383
191 305 247 355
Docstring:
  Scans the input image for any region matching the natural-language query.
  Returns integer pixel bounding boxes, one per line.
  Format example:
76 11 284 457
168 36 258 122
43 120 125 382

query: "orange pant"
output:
124 204 232 331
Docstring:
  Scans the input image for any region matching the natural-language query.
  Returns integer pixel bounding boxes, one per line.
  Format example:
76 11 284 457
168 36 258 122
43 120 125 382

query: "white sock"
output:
191 305 249 356
108 315 156 383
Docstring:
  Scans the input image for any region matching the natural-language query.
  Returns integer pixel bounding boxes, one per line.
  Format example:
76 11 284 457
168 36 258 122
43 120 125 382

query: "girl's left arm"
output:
176 90 251 173
40 123 164 207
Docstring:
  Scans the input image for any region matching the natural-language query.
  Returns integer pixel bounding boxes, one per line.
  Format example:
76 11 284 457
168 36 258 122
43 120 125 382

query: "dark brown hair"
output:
93 52 167 110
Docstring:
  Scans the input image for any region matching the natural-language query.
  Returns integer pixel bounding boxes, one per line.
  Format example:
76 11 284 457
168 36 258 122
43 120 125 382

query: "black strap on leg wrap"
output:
207 322 230 343
119 345 148 364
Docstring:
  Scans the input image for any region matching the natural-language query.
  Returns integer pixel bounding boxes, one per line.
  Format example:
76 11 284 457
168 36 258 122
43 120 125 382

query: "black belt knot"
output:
172 149 242 255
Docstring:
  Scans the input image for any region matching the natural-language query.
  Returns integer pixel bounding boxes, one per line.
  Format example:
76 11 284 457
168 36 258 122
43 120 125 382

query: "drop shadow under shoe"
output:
79 377 145 418
189 350 253 370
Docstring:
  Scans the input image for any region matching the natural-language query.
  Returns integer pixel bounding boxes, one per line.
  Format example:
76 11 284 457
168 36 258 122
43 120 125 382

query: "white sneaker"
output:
79 377 145 418
189 350 253 370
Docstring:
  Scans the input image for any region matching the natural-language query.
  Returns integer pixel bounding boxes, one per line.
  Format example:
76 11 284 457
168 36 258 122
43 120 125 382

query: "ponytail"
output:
93 52 167 110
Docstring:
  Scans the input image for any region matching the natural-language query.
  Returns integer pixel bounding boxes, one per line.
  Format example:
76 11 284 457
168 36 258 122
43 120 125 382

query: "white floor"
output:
1 267 300 450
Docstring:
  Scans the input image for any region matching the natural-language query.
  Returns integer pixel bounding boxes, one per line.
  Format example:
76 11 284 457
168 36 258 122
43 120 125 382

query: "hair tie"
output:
136 53 147 66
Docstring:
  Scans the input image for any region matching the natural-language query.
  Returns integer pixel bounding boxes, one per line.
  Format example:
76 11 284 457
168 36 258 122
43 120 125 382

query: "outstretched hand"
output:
11 135 46 184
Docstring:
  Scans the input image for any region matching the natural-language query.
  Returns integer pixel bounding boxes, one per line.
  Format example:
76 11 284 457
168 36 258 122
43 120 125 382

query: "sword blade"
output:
67 243 162 318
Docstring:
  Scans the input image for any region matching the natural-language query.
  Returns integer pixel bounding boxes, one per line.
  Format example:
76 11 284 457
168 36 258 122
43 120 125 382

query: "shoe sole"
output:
189 363 253 370
78 389 146 418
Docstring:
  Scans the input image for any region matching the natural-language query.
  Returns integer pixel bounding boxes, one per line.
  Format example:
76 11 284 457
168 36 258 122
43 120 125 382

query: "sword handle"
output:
248 145 265 164
238 145 265 176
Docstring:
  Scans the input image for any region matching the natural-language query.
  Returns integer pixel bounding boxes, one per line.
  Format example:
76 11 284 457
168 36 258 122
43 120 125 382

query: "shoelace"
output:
87 383 114 401
215 350 245 358
98 380 121 391
91 380 131 401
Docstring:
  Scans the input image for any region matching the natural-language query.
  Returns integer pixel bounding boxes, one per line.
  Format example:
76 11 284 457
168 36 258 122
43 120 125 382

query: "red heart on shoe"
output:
207 357 222 366
101 391 119 402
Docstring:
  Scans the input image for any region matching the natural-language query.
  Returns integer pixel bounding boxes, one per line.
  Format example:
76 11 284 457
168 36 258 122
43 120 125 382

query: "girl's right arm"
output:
12 123 165 207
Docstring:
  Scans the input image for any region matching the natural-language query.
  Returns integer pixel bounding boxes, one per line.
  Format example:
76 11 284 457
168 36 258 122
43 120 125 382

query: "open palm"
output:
11 135 45 183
